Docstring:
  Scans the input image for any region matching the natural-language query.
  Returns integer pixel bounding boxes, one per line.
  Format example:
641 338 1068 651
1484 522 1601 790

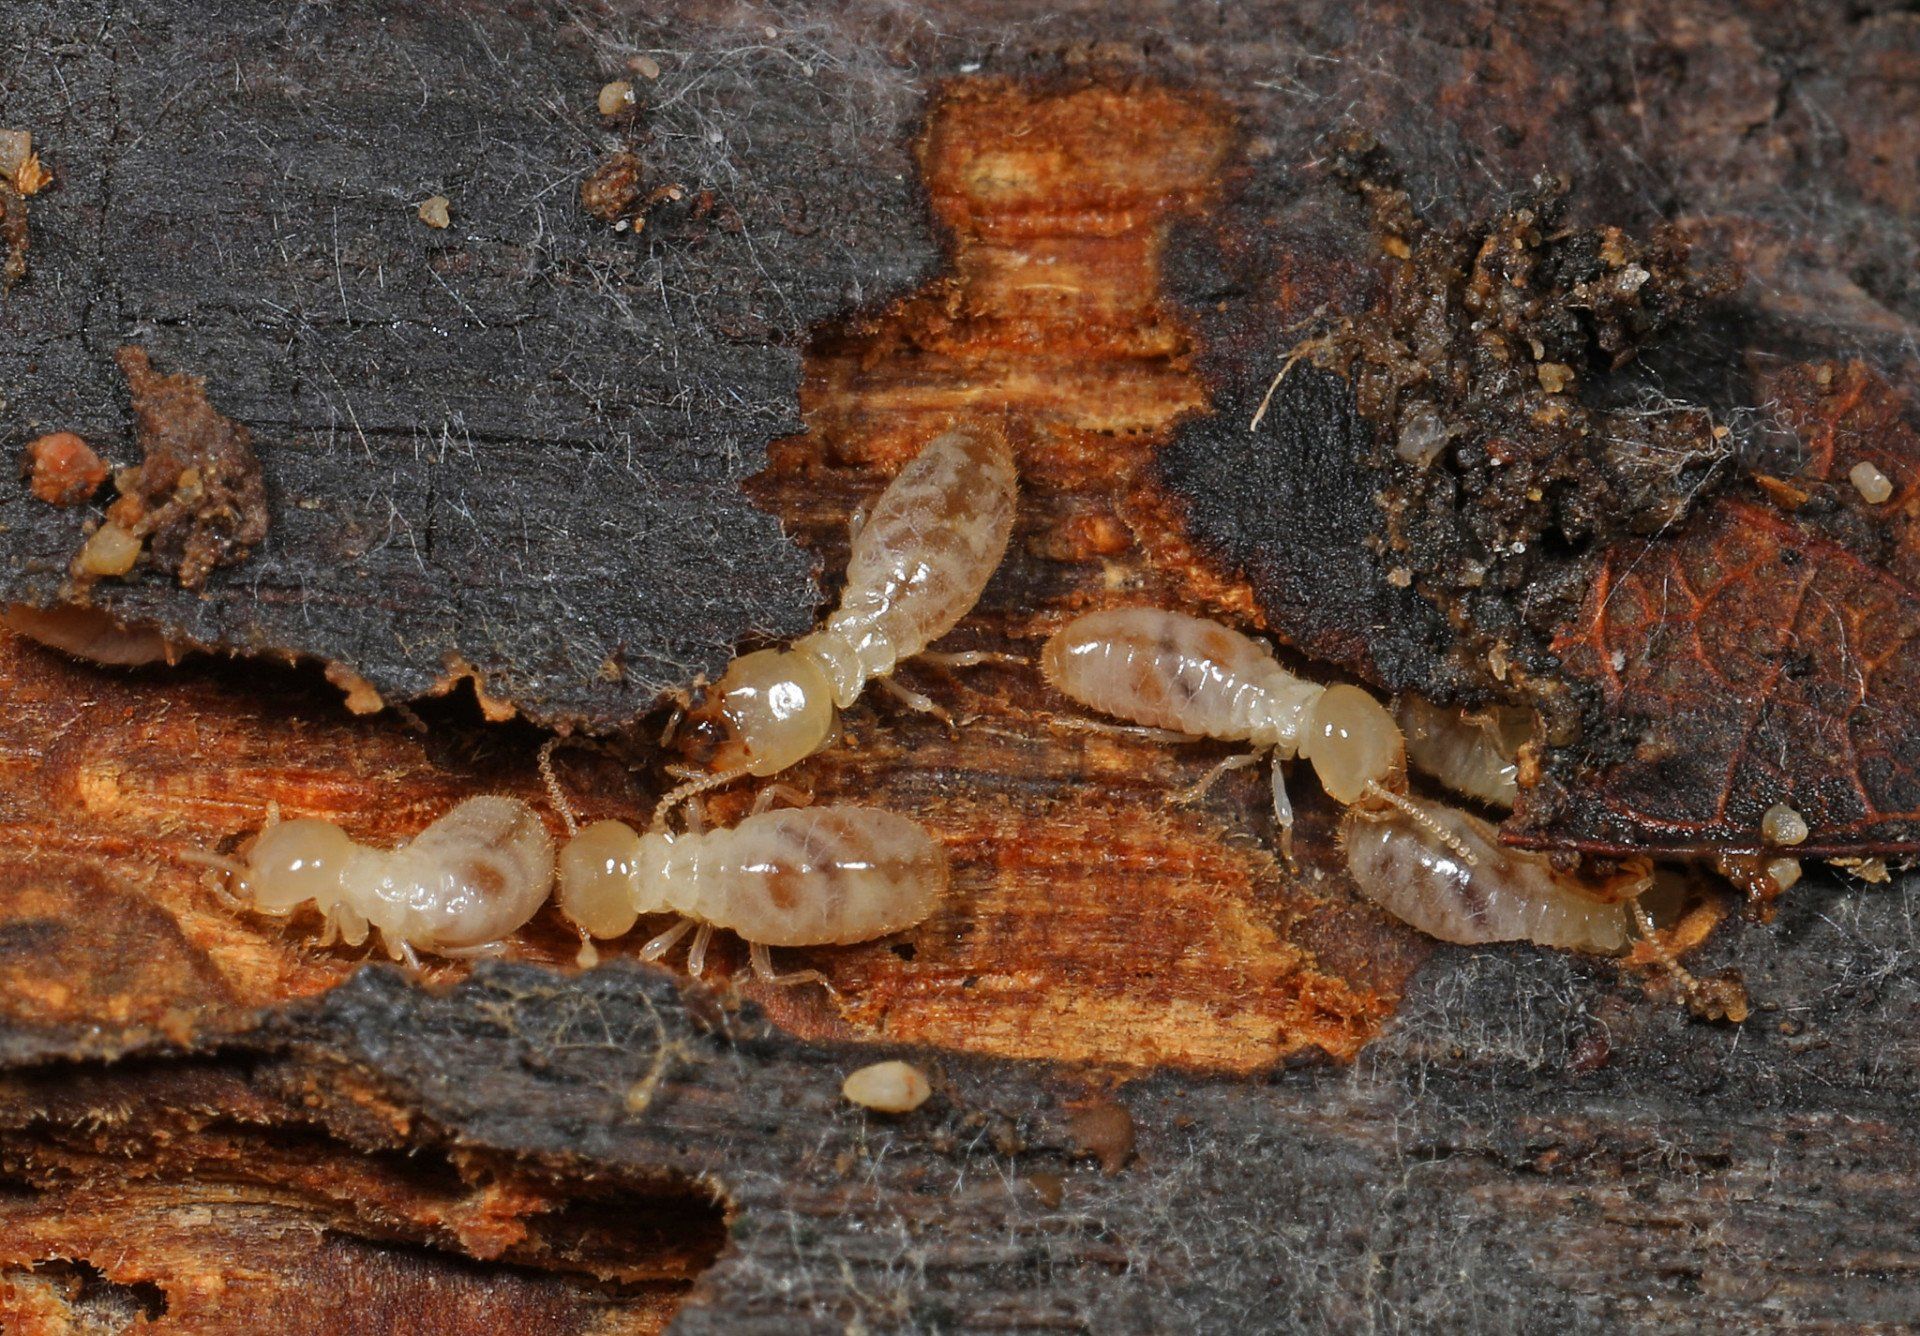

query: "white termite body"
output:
558 805 948 980
204 796 555 966
671 426 1018 797
1040 606 1406 850
1343 795 1640 952
1395 693 1527 808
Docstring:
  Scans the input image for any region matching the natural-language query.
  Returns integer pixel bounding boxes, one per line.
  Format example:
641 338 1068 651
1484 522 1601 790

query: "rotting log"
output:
3 2 1920 1332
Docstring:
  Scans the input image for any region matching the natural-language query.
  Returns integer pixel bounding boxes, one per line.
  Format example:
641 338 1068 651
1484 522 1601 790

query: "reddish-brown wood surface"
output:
4 2 1920 1333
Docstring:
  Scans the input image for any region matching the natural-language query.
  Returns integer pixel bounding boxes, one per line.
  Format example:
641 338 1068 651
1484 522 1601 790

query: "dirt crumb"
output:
580 150 644 224
68 347 270 595
23 432 108 505
0 129 49 289
417 194 451 229
1067 1099 1136 1176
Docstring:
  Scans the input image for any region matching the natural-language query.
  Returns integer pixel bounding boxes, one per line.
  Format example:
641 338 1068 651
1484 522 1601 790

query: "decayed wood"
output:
2 1 1919 1333
0 0 938 728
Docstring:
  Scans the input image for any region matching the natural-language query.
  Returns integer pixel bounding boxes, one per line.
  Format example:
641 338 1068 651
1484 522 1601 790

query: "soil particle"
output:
23 432 107 506
69 348 269 595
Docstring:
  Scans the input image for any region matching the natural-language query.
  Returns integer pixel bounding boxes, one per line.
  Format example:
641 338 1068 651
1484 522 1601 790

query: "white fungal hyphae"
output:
202 797 554 965
670 425 1018 803
558 806 947 983
842 1060 932 1113
1040 606 1411 853
1343 795 1640 952
1395 694 1530 809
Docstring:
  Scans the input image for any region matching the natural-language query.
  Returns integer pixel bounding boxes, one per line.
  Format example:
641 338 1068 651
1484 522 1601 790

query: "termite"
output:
555 793 948 986
1039 605 1443 858
185 796 555 969
1394 693 1530 809
663 423 1018 816
1342 792 1643 952
1042 606 1704 962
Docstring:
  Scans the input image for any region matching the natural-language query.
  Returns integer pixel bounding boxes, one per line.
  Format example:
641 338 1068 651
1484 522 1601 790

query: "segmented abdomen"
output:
667 807 947 946
368 796 556 949
1041 607 1297 743
822 427 1017 679
1343 797 1632 952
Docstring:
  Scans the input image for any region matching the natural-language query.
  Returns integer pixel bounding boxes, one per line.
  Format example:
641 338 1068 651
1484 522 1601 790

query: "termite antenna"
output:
650 766 752 833
1364 783 1480 867
539 735 579 837
177 847 250 882
1631 899 1701 1003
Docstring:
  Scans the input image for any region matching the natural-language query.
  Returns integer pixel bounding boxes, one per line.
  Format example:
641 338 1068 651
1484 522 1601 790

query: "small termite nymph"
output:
1342 794 1645 953
842 1060 933 1113
1040 606 1448 858
1394 693 1531 809
557 802 948 986
666 424 1018 818
186 797 555 969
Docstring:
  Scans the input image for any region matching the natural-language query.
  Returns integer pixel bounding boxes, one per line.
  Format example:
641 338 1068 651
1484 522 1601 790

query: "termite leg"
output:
538 736 580 838
575 934 601 969
749 940 835 992
686 923 715 978
317 915 341 949
915 649 1028 669
1049 716 1199 746
1173 750 1262 806
440 941 511 960
1270 762 1296 863
639 917 697 963
751 782 814 816
875 674 957 736
394 938 425 975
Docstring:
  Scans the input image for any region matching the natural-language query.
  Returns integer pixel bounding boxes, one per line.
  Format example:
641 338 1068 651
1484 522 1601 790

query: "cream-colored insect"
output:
187 796 555 968
1394 693 1530 808
557 798 948 985
1041 606 1436 857
666 424 1018 813
1344 792 1644 951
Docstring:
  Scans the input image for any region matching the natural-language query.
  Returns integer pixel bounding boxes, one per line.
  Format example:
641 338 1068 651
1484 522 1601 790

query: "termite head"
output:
674 647 835 777
1301 683 1407 806
560 818 648 938
239 817 357 913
